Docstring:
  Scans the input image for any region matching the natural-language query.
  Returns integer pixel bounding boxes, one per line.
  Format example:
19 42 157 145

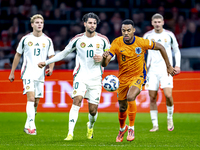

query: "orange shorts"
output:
117 75 146 100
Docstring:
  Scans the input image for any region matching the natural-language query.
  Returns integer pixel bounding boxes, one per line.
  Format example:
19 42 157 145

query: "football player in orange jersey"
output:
102 19 175 142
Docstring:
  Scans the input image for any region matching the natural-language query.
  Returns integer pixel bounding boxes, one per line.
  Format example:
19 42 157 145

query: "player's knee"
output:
127 95 136 101
28 96 35 102
89 109 97 116
150 96 157 104
165 93 172 100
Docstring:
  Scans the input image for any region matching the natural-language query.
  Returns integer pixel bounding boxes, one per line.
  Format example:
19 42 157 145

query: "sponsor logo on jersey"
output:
73 90 77 95
96 44 100 48
28 42 33 46
135 47 141 54
26 86 30 90
80 42 86 48
69 119 74 122
35 43 39 46
88 44 93 47
42 43 45 48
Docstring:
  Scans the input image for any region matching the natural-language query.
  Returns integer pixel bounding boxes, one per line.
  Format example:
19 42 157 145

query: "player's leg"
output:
64 95 83 140
85 81 101 139
163 87 174 131
116 99 128 142
161 74 174 131
23 79 37 135
149 90 159 131
34 98 40 116
126 85 140 141
87 103 98 139
146 74 159 132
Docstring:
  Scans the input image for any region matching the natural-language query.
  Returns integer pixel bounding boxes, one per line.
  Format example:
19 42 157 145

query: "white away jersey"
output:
45 32 110 80
143 29 180 72
17 33 55 82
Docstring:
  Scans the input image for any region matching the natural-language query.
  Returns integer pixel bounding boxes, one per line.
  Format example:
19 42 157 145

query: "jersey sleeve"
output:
109 39 118 57
143 38 156 50
47 38 55 57
16 36 26 54
45 37 78 65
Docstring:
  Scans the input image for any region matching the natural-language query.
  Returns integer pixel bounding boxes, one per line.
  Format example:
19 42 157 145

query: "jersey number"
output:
87 50 94 58
74 82 79 89
34 48 40 56
24 79 30 84
122 54 126 61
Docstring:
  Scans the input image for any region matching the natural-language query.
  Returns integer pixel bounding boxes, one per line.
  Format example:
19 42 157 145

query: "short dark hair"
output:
122 19 134 27
82 12 100 24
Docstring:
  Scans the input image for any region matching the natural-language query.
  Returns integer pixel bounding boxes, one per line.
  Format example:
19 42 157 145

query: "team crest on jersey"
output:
42 43 45 48
80 42 86 48
26 86 30 90
73 90 77 95
28 42 33 46
135 47 142 54
96 44 100 48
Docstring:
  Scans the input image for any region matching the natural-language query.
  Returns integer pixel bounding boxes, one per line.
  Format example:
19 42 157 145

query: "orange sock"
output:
118 110 127 129
127 101 137 127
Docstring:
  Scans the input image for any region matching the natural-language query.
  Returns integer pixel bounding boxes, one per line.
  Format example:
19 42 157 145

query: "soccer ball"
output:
102 75 119 92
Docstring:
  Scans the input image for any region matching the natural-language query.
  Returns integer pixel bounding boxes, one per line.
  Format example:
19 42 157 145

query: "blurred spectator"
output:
174 15 187 47
53 8 66 20
59 26 69 50
42 0 53 20
18 0 37 19
187 8 200 26
99 22 114 42
182 22 200 48
0 30 12 52
178 0 192 8
59 2 72 20
71 10 82 24
110 12 122 38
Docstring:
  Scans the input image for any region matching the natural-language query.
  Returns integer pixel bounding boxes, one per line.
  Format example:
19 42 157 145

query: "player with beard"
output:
38 12 113 140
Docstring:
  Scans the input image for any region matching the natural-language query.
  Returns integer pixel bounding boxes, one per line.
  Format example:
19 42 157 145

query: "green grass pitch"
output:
0 112 199 150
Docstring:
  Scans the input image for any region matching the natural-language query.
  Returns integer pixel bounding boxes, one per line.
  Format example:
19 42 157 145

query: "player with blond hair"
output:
102 19 175 142
9 14 55 135
143 13 181 132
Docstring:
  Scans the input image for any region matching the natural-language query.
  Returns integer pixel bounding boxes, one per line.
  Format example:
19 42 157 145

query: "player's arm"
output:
153 42 176 76
101 51 112 67
9 52 22 82
45 55 55 76
38 41 75 68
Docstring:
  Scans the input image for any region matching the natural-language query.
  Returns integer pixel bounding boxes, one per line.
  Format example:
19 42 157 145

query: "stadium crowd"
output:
0 0 200 69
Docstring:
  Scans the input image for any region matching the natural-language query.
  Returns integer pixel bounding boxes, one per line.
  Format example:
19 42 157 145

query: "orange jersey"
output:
109 36 155 84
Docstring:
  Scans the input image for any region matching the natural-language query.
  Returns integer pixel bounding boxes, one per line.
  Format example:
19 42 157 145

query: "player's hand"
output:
93 54 102 62
45 68 53 76
167 66 176 77
38 62 46 68
102 51 110 58
174 66 181 75
8 73 15 82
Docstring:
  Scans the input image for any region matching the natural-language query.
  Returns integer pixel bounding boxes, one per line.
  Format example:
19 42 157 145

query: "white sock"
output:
25 101 36 129
88 112 98 129
128 126 134 130
150 110 158 127
167 105 174 120
68 104 80 136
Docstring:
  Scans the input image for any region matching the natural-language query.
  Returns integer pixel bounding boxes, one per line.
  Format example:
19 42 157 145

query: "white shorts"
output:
23 79 44 98
71 77 102 105
145 71 173 91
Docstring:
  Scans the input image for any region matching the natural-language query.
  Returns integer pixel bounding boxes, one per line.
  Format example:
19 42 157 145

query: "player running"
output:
102 19 175 142
143 13 181 132
38 12 113 140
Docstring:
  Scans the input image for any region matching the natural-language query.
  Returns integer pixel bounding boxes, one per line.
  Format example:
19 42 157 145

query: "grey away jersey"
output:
17 32 55 82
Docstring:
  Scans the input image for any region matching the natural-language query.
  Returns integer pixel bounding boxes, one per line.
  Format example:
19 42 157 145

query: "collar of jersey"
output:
123 36 135 45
